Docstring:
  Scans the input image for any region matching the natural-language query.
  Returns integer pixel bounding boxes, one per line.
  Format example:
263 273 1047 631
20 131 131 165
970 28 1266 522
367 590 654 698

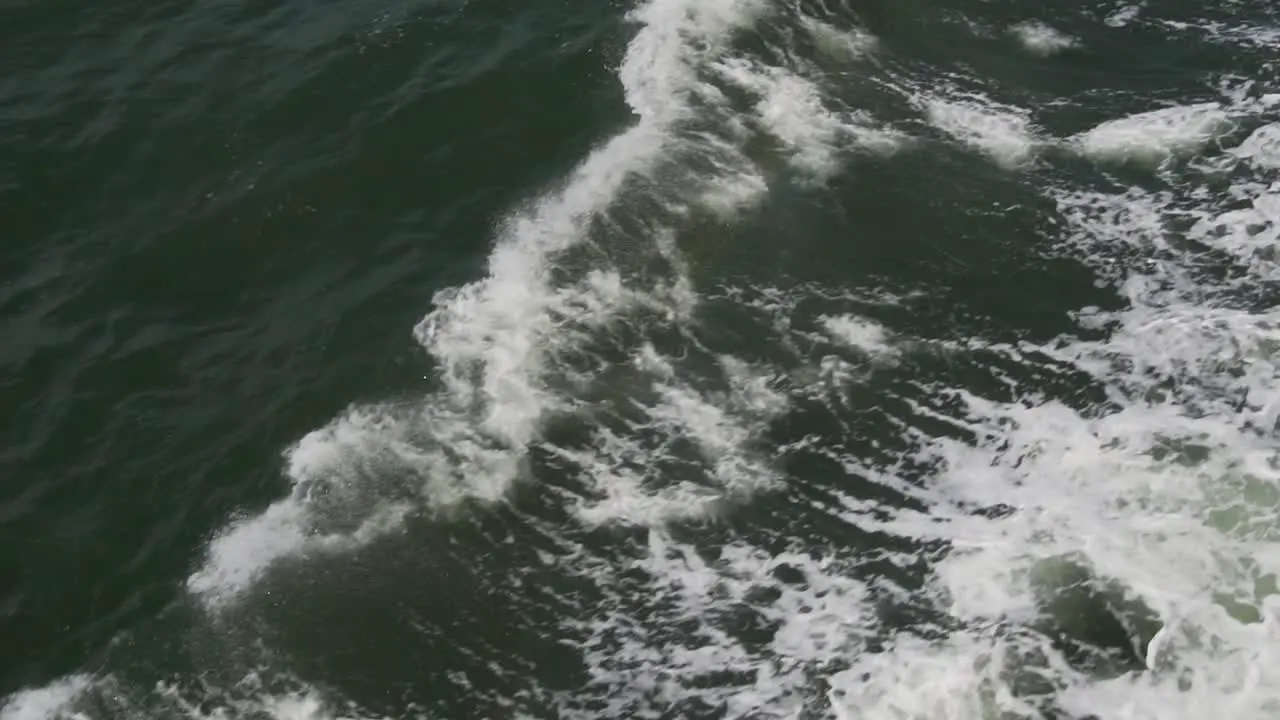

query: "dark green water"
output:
3 0 1279 718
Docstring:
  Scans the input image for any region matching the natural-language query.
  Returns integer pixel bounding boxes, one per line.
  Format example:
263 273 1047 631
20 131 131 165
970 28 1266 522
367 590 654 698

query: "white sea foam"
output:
1189 187 1280 275
820 314 894 356
825 104 1280 715
803 16 878 60
1074 102 1234 167
0 677 91 720
1230 122 1280 169
21 2 1280 719
0 673 384 720
548 343 787 526
828 632 1073 720
749 68 860 177
559 532 875 718
926 97 1039 168
808 259 1280 718
1009 21 1078 55
546 16 1280 716
714 59 902 182
1106 2 1145 27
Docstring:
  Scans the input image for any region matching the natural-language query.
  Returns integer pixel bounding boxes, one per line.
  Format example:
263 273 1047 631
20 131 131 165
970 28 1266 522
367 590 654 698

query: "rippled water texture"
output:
3 0 1279 718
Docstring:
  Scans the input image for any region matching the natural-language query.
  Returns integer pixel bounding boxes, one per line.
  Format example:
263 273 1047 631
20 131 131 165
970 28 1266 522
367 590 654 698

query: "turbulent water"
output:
3 0 1280 718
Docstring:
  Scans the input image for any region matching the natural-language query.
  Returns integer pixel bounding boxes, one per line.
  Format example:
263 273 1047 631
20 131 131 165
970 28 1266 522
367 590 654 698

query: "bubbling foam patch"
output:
857 91 1280 717
534 18 1280 717
0 673 387 720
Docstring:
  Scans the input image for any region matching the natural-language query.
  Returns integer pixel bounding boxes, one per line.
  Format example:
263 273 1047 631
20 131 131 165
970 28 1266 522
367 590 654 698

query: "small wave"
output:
1073 102 1234 167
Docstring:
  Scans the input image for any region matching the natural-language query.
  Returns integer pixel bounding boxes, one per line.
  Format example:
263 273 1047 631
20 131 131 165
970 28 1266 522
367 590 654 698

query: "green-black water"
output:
3 0 1279 718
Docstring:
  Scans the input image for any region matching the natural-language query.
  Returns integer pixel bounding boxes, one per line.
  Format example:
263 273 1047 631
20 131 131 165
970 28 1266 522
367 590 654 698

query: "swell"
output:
5 1 1280 719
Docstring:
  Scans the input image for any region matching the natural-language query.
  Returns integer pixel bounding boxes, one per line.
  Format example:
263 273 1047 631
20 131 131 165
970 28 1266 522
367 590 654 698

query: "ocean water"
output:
2 0 1279 717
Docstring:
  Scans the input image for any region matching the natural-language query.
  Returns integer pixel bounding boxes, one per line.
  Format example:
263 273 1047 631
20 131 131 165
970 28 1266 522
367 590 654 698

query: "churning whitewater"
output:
4 0 1279 718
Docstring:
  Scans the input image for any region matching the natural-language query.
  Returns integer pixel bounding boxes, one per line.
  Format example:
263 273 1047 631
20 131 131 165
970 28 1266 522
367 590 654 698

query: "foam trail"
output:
0 677 91 720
